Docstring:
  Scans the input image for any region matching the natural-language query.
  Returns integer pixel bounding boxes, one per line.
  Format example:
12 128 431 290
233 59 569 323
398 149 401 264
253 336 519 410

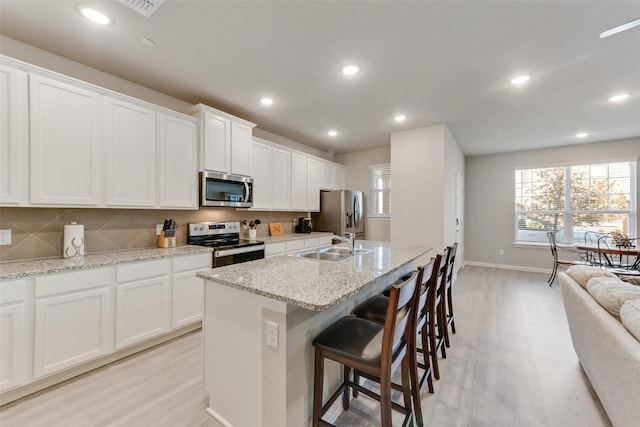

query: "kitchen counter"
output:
256 231 333 244
0 245 213 279
198 240 429 311
200 240 431 427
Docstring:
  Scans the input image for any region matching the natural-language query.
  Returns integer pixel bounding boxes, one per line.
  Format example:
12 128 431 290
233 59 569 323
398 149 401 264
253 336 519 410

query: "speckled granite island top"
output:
198 241 431 311
0 245 213 279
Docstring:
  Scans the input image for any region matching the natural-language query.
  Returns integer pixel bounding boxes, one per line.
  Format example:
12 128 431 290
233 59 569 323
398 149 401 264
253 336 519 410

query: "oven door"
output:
213 245 265 268
201 171 253 208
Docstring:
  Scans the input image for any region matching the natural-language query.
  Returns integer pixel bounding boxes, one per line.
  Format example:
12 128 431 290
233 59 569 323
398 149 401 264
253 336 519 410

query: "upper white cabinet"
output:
104 96 156 207
320 161 345 191
271 147 292 210
185 103 256 176
306 157 321 211
0 63 28 206
251 137 272 210
157 112 198 209
29 74 102 206
335 165 346 190
291 153 307 211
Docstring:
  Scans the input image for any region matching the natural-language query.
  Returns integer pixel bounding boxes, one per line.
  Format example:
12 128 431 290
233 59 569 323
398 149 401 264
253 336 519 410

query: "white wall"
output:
465 137 640 270
336 146 391 241
390 124 464 257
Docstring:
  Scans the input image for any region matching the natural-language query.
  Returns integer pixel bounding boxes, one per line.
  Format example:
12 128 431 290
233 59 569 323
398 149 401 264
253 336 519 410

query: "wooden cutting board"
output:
269 222 283 236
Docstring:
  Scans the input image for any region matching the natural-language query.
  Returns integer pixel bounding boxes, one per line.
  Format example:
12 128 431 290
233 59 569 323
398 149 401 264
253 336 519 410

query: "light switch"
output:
266 321 279 348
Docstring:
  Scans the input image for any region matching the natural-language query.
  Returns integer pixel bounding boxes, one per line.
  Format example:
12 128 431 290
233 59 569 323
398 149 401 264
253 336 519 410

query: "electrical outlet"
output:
156 224 164 235
0 229 11 245
498 249 504 256
266 321 279 348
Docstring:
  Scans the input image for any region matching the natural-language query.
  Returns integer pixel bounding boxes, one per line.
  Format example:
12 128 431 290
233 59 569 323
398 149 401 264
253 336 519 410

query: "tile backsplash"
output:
0 207 306 262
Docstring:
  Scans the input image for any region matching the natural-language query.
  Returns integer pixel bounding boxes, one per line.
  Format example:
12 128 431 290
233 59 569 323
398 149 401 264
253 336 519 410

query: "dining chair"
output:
312 270 420 427
547 231 585 285
444 243 458 341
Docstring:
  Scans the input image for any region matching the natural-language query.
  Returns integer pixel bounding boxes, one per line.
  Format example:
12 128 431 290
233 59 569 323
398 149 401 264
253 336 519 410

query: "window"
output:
515 161 636 243
370 164 391 217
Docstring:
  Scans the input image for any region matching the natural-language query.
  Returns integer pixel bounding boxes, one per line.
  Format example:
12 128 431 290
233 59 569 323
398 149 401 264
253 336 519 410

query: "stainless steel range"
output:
187 221 265 267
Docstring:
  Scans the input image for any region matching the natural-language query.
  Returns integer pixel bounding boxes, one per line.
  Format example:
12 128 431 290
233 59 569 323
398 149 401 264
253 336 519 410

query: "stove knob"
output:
199 225 204 231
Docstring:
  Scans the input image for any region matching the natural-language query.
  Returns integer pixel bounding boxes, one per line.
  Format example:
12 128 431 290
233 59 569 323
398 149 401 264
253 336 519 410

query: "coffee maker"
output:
295 217 312 233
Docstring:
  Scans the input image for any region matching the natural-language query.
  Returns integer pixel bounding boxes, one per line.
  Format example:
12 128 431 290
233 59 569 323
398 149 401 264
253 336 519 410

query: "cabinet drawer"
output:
0 279 26 304
319 235 333 247
304 237 320 249
173 253 211 273
265 242 286 257
35 268 111 298
117 259 170 283
286 240 304 252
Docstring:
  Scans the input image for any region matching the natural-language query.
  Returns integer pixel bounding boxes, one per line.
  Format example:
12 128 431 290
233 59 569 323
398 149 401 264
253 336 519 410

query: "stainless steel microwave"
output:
200 171 254 208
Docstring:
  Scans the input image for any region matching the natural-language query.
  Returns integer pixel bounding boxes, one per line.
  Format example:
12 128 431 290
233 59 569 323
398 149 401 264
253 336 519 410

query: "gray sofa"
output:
559 270 640 427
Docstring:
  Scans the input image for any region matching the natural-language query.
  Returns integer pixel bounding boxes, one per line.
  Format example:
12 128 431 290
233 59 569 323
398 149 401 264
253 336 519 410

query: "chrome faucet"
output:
334 232 355 255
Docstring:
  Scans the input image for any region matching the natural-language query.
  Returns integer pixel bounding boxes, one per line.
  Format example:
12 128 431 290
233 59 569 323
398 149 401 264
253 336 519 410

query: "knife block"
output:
157 231 176 248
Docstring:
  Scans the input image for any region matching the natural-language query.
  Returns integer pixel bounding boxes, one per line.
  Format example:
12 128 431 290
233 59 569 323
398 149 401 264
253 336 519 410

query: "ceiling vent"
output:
118 0 166 18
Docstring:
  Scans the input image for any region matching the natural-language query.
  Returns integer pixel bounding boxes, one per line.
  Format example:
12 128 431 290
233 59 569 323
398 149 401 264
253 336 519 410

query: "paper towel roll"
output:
64 222 85 258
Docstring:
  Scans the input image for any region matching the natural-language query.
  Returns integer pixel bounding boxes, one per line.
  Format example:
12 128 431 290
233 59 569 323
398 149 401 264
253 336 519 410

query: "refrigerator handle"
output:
353 194 359 228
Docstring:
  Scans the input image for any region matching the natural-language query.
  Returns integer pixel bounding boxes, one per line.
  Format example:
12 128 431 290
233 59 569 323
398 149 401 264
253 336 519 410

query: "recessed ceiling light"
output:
394 114 407 122
576 132 589 138
260 97 274 106
510 74 531 85
79 6 112 25
328 130 338 137
342 65 360 76
141 37 156 47
608 93 630 103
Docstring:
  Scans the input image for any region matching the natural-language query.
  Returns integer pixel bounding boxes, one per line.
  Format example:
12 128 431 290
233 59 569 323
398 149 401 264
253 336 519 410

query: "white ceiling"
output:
1 1 639 156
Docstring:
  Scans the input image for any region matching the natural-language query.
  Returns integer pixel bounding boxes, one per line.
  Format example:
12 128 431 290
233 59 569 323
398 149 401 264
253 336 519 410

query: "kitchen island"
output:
197 240 431 427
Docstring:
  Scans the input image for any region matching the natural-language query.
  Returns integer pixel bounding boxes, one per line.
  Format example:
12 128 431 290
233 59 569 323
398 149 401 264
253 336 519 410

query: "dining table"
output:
574 243 640 271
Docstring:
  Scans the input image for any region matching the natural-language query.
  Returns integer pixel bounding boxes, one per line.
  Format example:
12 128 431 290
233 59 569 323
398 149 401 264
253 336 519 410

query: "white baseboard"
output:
464 260 551 274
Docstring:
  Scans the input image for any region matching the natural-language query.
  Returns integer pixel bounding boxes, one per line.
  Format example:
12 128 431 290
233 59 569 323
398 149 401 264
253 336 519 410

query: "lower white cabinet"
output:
115 260 171 349
172 253 210 328
0 279 26 392
33 269 111 379
264 235 333 258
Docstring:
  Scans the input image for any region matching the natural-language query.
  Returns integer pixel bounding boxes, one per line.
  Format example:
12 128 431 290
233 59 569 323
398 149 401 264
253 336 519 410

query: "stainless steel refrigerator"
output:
312 190 365 240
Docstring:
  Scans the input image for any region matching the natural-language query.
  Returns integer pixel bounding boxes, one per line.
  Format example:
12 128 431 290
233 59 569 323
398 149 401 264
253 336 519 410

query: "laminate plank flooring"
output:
0 266 612 427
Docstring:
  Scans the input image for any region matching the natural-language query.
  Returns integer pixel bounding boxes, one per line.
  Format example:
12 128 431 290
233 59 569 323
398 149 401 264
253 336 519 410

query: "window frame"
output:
514 160 637 244
369 163 391 218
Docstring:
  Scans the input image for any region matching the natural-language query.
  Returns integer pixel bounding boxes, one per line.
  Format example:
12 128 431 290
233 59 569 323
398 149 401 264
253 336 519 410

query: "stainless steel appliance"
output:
187 221 265 267
295 217 312 233
200 171 254 208
312 190 364 240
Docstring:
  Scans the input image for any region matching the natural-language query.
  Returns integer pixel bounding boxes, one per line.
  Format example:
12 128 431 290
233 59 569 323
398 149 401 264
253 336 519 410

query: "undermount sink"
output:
291 246 372 262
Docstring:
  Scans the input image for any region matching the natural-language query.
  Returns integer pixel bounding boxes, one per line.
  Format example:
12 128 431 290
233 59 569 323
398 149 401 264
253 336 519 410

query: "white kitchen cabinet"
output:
291 153 307 210
104 96 156 207
264 235 333 258
33 269 111 379
29 74 101 206
286 239 305 252
335 165 346 190
306 157 321 212
0 64 28 206
185 104 255 175
264 242 286 258
251 138 272 209
0 279 26 392
320 162 335 190
171 253 210 328
271 147 292 210
157 112 198 209
115 260 171 349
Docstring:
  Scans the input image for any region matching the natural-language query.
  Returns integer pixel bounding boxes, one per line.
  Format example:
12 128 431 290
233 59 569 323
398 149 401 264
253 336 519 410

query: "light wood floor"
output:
0 266 612 427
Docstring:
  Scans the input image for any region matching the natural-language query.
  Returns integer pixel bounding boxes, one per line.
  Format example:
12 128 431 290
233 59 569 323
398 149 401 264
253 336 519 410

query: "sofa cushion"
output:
586 276 640 318
620 299 640 342
620 275 640 287
566 265 618 288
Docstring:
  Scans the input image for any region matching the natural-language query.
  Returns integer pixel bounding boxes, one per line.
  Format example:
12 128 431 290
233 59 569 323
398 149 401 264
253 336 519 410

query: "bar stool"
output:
312 270 420 427
444 243 458 341
434 246 451 364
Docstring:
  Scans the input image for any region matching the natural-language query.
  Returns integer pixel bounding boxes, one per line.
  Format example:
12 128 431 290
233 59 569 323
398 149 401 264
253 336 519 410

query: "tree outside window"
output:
515 161 636 243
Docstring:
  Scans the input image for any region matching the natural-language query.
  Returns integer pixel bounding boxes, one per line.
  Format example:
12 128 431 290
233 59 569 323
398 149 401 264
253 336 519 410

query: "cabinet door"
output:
33 287 110 378
202 112 230 173
0 303 24 391
271 147 291 210
0 64 28 206
105 96 156 207
29 74 101 205
291 153 307 211
264 242 286 258
157 113 198 209
115 277 170 349
230 121 252 177
172 271 204 328
251 138 272 209
306 158 321 212
320 162 335 190
334 165 346 190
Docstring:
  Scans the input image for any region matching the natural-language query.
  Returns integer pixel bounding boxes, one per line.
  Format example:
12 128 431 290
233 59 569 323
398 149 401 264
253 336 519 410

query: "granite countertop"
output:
257 232 333 244
198 240 431 311
0 245 213 280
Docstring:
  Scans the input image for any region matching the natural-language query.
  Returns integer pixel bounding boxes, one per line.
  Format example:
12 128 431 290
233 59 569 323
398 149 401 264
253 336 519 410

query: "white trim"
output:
206 407 234 427
465 260 550 274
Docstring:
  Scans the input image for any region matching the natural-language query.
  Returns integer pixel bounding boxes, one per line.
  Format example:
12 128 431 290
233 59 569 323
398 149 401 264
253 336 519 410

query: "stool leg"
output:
408 342 423 426
342 365 351 410
447 286 456 334
379 368 392 427
426 319 439 380
312 347 324 427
